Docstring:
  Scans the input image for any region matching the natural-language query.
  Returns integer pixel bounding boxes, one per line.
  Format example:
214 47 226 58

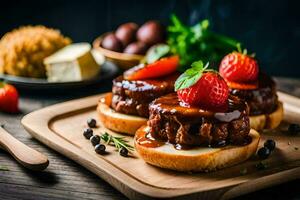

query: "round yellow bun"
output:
97 101 147 135
250 101 283 131
134 126 260 172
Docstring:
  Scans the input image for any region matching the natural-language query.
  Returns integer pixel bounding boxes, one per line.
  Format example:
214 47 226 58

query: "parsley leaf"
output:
146 44 170 64
167 14 240 71
175 60 212 91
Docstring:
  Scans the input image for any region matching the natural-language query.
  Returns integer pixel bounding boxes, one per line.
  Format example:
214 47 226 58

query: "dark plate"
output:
0 61 118 90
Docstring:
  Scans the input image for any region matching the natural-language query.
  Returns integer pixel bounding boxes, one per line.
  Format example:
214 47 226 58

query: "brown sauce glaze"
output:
136 127 165 148
147 93 251 148
150 93 246 123
100 93 113 106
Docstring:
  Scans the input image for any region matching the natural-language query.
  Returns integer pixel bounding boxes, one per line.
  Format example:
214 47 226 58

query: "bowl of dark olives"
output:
93 20 165 70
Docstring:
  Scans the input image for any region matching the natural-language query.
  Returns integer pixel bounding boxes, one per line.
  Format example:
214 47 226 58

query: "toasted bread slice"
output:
134 126 260 172
97 101 147 135
250 101 283 131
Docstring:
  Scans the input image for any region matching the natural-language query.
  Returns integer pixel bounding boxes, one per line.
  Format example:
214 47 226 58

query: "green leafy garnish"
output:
101 132 134 152
146 44 170 64
0 165 9 171
167 14 240 71
175 60 214 91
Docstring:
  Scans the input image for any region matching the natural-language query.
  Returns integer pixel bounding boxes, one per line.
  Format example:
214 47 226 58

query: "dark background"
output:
1 0 299 77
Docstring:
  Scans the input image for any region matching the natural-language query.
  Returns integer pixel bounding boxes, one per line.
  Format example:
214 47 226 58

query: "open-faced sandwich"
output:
219 50 283 130
97 55 179 135
134 61 260 172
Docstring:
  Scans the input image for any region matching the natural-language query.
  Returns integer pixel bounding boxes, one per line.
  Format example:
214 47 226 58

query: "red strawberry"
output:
177 72 229 110
219 52 259 83
0 82 19 113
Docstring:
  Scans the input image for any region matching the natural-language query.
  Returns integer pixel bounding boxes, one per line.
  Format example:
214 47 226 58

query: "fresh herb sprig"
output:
0 165 9 171
101 132 134 153
175 60 215 91
167 14 240 71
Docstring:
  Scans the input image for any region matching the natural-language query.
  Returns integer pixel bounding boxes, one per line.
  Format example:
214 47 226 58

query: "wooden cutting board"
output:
21 91 300 200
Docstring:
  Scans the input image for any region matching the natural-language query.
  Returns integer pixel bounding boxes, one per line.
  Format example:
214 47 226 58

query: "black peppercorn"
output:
288 124 300 135
90 135 101 146
83 128 93 139
120 147 128 157
95 144 106 154
264 139 276 151
87 118 97 128
257 147 271 159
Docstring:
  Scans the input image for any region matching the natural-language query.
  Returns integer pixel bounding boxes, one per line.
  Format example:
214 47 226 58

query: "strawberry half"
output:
175 61 229 111
219 52 259 83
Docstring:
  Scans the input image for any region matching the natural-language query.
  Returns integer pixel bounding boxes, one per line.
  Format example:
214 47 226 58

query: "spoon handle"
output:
0 126 49 171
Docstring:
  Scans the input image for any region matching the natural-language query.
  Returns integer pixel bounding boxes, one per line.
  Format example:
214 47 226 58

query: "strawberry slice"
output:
219 52 259 83
175 61 229 111
124 56 179 80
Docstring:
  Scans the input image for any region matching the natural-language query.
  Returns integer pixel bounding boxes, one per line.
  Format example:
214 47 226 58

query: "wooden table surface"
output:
0 77 300 200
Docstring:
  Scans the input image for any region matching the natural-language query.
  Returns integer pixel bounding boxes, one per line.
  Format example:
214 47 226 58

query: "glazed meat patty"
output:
230 73 278 116
111 73 178 117
148 93 251 147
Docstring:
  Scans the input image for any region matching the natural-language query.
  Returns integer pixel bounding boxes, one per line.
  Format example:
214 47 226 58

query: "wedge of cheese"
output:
44 43 100 82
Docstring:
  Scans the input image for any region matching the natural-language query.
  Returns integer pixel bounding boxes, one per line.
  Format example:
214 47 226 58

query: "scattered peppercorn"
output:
120 147 128 157
257 147 271 159
90 135 101 146
288 124 300 135
295 147 299 150
83 128 93 139
95 144 106 154
87 118 97 128
264 139 276 151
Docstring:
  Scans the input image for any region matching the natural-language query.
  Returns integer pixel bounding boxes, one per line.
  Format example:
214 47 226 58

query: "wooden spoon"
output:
0 126 49 171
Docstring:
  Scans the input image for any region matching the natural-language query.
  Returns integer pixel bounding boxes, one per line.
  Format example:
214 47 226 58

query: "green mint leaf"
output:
174 60 209 91
146 44 170 64
201 19 209 30
191 60 203 70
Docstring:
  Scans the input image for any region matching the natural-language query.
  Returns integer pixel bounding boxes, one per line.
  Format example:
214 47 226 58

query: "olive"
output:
288 123 300 135
137 20 165 45
95 144 106 154
257 147 271 159
264 139 276 151
115 22 138 47
119 147 128 157
83 128 93 139
123 42 148 55
101 33 123 52
90 135 101 146
87 118 97 128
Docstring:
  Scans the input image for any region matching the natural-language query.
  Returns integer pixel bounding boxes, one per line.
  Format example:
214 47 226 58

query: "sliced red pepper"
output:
124 56 179 80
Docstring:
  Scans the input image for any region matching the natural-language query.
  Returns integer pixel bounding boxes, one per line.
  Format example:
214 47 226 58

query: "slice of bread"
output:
134 126 260 172
97 101 147 135
250 101 283 131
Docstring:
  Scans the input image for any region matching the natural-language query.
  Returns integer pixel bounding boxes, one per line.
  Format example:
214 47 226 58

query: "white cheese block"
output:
44 43 101 82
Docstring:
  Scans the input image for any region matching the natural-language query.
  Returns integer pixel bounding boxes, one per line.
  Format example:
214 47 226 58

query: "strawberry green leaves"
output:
175 60 213 91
